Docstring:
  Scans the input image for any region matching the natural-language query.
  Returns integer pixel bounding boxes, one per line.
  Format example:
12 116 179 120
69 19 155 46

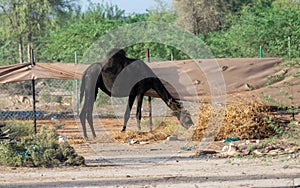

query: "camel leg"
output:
80 93 97 139
136 93 144 131
85 86 97 138
79 105 88 139
87 104 97 138
151 78 193 129
122 94 136 132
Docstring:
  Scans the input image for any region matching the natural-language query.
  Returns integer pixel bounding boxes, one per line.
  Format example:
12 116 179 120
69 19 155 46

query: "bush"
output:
0 125 84 167
2 120 33 140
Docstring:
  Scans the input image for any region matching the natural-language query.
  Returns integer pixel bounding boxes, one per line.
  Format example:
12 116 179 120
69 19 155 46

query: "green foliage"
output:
282 121 300 139
0 125 84 167
95 89 111 106
3 120 33 139
40 91 62 103
263 116 283 134
0 0 76 65
37 2 125 63
206 0 300 58
262 57 299 141
2 0 300 63
36 1 193 63
146 0 176 23
0 40 18 65
262 59 299 116
124 43 189 61
83 1 125 20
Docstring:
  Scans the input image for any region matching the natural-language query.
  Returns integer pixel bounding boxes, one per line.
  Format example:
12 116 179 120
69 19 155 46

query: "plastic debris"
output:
224 137 240 143
58 135 68 142
181 145 197 151
128 139 137 144
139 141 150 145
51 116 57 121
21 145 42 157
128 139 150 145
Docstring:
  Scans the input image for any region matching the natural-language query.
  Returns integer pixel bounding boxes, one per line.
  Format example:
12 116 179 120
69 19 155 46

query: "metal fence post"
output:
74 51 79 115
146 48 153 131
31 49 37 134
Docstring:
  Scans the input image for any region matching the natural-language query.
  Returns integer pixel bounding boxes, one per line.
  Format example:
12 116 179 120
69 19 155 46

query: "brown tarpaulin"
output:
0 58 299 106
0 62 86 82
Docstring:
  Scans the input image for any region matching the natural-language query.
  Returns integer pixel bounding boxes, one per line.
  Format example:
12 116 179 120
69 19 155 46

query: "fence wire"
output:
0 79 79 120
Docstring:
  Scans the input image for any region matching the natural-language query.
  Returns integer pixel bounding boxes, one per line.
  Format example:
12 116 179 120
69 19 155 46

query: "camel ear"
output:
119 49 126 57
107 48 126 59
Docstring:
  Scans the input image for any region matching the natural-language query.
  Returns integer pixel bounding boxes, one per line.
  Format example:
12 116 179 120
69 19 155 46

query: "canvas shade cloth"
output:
0 58 299 106
0 62 86 82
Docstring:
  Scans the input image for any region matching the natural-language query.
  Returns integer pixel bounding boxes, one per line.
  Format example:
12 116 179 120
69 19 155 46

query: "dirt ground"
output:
0 117 300 188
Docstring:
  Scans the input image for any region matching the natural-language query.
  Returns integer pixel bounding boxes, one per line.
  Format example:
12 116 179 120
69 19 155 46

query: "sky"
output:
80 0 173 14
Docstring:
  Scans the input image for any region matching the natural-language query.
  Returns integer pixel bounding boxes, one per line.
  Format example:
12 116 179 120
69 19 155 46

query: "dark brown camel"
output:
79 48 193 139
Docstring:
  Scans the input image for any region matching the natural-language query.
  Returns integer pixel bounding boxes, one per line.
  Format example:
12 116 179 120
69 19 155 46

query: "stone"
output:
166 135 178 141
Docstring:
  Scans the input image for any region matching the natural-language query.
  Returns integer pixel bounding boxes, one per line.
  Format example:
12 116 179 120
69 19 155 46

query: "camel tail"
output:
80 73 86 104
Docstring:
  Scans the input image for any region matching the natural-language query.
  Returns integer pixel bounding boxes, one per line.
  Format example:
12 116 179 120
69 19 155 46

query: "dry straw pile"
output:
113 121 177 142
192 97 275 141
113 96 278 143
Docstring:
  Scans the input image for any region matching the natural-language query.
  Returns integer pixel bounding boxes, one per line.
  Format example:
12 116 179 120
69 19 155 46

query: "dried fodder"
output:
192 98 276 141
112 121 177 142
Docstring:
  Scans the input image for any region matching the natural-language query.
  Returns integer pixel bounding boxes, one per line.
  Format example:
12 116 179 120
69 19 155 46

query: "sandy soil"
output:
0 118 299 188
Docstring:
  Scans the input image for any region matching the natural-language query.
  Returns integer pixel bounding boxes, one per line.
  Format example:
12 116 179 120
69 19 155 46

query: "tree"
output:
206 0 300 58
0 0 75 64
0 0 25 64
173 0 255 36
173 0 230 36
39 2 125 63
146 0 176 23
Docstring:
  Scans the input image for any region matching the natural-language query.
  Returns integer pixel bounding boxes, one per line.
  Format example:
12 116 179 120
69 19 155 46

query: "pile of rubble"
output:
197 139 300 158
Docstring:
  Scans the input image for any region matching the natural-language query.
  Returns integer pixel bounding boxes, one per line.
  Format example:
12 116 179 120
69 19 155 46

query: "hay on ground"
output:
193 98 275 141
112 121 177 142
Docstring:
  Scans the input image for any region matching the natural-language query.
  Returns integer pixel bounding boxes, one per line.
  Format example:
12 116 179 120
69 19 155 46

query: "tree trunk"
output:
18 36 24 64
27 33 32 63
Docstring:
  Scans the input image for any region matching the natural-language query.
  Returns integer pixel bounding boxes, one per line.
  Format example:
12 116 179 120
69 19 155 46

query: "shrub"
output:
2 120 33 140
0 125 84 167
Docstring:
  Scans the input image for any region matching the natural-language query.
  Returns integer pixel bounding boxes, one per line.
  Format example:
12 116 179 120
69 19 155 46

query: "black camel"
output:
79 48 193 139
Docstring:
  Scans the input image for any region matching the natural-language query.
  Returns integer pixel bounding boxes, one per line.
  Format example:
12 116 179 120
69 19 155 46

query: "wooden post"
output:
146 48 153 131
171 50 174 61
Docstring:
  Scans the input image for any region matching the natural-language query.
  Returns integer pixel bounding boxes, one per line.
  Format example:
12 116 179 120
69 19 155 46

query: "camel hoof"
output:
179 110 194 129
121 128 126 132
181 119 194 129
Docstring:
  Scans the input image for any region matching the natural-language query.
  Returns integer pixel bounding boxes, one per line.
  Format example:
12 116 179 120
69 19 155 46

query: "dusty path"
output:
0 140 300 188
0 118 299 187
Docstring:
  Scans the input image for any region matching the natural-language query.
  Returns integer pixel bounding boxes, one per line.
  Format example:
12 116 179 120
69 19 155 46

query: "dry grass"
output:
193 97 275 141
112 121 177 142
